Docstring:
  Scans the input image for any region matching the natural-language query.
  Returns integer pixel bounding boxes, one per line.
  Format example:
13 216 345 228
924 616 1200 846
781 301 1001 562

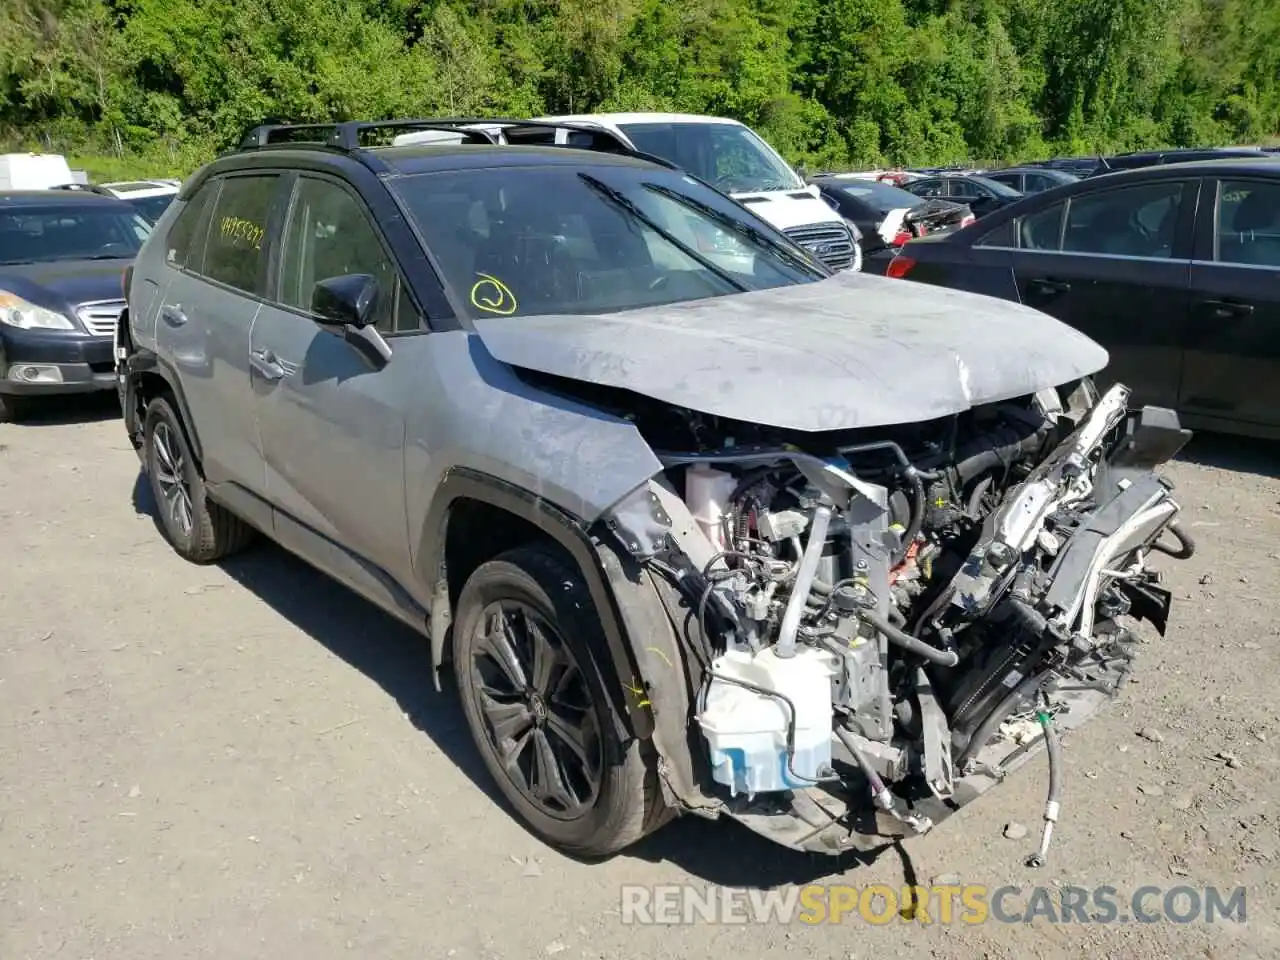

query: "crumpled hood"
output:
473 270 1109 432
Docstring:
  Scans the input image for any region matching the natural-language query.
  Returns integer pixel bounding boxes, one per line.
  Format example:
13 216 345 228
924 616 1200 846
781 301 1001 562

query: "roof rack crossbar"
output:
238 120 502 150
233 115 689 175
238 116 647 156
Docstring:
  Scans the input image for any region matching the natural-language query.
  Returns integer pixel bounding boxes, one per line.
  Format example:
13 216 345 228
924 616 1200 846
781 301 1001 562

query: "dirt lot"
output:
2 395 1278 960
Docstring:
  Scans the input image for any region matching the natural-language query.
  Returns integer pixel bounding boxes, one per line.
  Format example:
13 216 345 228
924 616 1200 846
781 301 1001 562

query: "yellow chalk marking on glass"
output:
470 273 517 315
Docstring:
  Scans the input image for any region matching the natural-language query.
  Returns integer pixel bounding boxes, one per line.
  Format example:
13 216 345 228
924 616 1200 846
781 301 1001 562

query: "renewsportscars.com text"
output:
620 883 1247 926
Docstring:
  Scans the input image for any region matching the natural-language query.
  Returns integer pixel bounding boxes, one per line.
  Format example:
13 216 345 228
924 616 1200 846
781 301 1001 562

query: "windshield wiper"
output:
576 173 747 292
644 183 826 277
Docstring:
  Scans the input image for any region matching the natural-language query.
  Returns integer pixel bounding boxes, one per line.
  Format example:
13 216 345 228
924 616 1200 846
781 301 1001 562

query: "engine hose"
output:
954 674 1040 769
966 474 994 517
893 469 926 565
953 422 1049 485
864 610 959 667
1026 706 1063 868
776 504 832 658
1151 520 1196 560
835 725 888 794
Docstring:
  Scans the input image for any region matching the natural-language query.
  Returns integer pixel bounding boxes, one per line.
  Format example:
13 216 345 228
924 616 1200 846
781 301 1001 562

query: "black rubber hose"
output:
892 469 926 565
864 610 959 667
1027 707 1063 868
1151 520 1196 560
954 675 1039 769
953 422 1048 485
835 725 889 794
1043 713 1063 807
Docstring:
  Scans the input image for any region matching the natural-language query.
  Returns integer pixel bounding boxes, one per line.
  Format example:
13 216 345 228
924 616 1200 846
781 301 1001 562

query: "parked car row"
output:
810 175 974 272
0 189 152 421
886 155 1280 438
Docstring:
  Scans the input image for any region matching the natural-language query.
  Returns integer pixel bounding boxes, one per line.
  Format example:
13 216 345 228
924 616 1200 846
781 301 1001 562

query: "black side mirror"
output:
311 274 378 328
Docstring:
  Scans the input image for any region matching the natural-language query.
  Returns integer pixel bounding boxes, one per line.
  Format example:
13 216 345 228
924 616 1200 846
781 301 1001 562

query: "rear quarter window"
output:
201 174 282 295
165 183 217 271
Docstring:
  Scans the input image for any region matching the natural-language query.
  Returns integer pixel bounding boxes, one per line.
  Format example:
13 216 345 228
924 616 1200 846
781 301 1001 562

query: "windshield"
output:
616 121 804 194
0 206 151 264
829 180 925 213
127 193 175 224
391 165 825 320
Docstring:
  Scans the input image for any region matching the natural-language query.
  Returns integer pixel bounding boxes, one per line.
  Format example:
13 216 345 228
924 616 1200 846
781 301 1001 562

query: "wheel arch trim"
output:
420 467 659 741
123 347 204 466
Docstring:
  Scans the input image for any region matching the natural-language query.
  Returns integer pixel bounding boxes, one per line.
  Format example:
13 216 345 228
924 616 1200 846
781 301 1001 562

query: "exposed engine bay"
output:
600 377 1195 858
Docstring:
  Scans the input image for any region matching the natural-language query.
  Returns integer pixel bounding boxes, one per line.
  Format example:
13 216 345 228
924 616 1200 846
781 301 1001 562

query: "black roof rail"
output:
238 119 503 150
232 115 690 175
237 116 641 154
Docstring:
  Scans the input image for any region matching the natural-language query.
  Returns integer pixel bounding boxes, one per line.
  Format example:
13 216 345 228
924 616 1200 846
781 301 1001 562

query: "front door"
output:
1181 176 1280 433
248 173 421 589
1008 179 1197 409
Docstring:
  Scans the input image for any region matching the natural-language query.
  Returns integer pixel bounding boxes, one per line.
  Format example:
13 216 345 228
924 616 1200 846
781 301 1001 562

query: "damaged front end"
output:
600 379 1194 857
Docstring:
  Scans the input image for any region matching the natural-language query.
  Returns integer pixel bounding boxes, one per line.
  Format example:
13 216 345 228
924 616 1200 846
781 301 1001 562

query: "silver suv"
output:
117 119 1194 861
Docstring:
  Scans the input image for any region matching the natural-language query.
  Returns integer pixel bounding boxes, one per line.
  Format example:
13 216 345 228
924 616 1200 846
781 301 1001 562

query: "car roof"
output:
209 142 669 180
1096 156 1280 178
0 189 135 209
534 112 744 128
101 180 179 195
991 166 1074 175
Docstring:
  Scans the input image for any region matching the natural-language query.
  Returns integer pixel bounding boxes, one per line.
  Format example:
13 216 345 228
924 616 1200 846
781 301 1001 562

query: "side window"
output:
165 181 217 271
203 175 281 294
973 218 1016 248
948 180 981 201
278 176 411 334
1062 181 1185 259
915 180 945 198
1018 202 1065 250
1216 179 1280 267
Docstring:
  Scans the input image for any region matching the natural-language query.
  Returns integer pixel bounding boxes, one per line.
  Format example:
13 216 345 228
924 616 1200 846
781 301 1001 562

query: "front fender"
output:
419 467 659 740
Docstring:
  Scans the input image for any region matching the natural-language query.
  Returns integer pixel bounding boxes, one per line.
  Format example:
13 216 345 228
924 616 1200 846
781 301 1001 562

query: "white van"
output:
392 114 861 271
0 153 76 191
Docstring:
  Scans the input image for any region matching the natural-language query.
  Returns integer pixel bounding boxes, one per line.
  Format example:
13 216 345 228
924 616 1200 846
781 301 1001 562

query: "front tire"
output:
0 393 28 423
453 546 665 857
143 396 254 563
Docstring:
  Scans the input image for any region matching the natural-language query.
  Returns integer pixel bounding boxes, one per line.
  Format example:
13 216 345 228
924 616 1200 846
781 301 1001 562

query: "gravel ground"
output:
2 395 1278 960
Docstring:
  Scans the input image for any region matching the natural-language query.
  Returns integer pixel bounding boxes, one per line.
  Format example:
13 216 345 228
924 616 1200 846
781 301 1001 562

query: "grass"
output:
67 153 194 184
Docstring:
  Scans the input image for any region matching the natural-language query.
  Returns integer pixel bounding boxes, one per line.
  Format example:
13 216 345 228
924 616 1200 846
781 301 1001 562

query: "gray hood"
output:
473 270 1109 432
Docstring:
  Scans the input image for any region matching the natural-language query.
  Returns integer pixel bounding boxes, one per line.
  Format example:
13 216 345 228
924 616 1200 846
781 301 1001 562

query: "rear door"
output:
156 171 287 501
1006 178 1198 409
1181 176 1280 433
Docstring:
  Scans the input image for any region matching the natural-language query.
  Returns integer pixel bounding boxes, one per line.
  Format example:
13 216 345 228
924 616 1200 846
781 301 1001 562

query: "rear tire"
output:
143 396 254 563
453 545 666 857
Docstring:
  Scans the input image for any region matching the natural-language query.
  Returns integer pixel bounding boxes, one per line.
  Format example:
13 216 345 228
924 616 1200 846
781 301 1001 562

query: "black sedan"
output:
811 176 974 271
885 157 1280 438
984 166 1079 194
900 173 1023 218
0 191 150 421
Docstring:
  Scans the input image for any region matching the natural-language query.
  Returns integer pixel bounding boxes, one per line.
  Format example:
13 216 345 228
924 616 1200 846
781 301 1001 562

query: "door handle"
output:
1026 278 1071 297
159 303 187 327
1199 299 1254 320
249 347 286 381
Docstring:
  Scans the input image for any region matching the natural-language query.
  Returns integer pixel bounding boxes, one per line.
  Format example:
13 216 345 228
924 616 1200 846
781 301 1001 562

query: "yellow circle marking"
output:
470 273 518 315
